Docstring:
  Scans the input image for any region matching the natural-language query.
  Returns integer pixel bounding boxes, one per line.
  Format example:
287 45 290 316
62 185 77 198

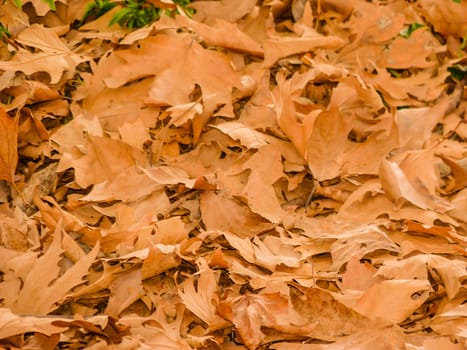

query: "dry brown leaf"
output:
57 135 146 188
271 326 407 350
225 292 311 350
418 0 467 37
200 191 275 239
141 244 181 279
339 257 377 291
380 157 453 212
383 29 438 69
176 16 263 56
0 308 67 340
0 107 18 184
212 121 269 149
351 279 432 324
105 268 144 317
0 24 87 84
240 144 286 223
224 232 301 271
13 226 100 315
80 167 162 202
95 34 240 110
273 72 321 158
349 1 405 44
191 0 257 25
289 285 373 339
0 2 29 36
1 0 466 347
178 259 230 331
263 35 346 67
430 303 467 341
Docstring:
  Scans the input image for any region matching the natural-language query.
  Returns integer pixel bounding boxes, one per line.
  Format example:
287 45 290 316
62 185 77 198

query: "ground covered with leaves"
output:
0 0 466 349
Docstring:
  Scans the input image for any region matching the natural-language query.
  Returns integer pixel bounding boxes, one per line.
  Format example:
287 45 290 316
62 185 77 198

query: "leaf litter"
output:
0 0 466 349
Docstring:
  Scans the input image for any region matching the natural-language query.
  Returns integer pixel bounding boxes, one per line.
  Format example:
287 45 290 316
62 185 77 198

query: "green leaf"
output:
448 64 467 81
452 0 461 3
461 33 467 50
80 0 116 26
11 0 23 7
386 68 401 78
40 0 56 10
109 7 132 26
399 23 424 39
0 22 11 38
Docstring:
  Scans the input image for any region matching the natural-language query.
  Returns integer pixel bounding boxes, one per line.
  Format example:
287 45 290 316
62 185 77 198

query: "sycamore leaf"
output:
227 292 311 349
0 107 18 184
13 226 100 315
0 308 67 339
105 268 144 317
190 0 256 24
353 280 432 323
178 259 229 330
212 121 268 149
57 135 146 188
263 35 346 67
0 24 87 84
175 16 264 56
380 157 453 212
200 191 275 239
289 285 372 339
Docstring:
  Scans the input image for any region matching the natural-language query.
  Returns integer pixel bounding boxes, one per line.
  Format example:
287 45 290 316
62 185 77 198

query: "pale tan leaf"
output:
141 166 196 188
200 191 275 239
290 285 372 339
12 225 63 314
224 232 301 271
178 259 229 330
176 16 263 56
80 168 162 202
380 158 453 211
353 280 432 323
57 135 146 188
13 227 100 315
263 35 346 67
212 121 268 149
0 25 87 84
105 268 144 317
0 308 67 339
191 0 257 25
330 224 400 269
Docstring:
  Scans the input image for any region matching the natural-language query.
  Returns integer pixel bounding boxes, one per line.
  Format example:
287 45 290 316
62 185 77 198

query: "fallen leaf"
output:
13 226 100 315
0 107 18 184
353 279 432 323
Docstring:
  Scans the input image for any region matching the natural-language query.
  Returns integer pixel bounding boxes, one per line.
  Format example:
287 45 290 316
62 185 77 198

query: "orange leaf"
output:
0 107 18 184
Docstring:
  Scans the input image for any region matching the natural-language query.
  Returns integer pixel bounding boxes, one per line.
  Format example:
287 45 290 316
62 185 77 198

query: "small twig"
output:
305 180 317 211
